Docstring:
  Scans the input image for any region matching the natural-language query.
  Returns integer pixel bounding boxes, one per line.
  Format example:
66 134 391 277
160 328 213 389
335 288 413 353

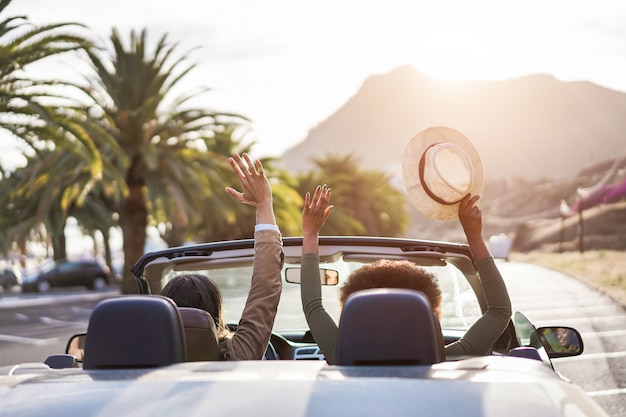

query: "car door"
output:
56 262 77 287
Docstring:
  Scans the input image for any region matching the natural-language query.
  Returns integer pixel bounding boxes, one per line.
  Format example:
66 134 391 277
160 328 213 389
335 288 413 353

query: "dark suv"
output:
22 260 111 293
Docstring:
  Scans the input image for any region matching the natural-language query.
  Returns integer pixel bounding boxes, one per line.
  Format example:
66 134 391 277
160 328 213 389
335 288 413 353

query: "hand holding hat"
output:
402 126 484 221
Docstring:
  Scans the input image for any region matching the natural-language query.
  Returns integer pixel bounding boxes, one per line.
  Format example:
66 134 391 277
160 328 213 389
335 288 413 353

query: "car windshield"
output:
38 259 57 273
164 260 481 331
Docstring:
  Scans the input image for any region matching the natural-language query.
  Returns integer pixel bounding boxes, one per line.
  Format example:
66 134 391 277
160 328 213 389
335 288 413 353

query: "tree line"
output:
0 0 408 293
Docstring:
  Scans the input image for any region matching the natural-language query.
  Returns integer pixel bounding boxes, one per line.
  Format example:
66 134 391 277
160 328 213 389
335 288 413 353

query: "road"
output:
0 263 624 416
498 261 626 417
0 288 117 366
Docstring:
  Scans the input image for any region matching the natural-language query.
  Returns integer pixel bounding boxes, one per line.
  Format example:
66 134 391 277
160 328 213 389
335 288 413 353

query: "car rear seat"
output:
83 295 186 369
336 288 443 366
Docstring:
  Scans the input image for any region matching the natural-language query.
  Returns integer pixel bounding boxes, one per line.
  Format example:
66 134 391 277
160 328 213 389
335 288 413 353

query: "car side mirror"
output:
66 333 86 362
535 326 584 358
285 267 339 285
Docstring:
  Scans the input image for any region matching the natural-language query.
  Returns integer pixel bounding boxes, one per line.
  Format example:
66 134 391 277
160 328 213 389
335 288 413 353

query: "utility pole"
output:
577 205 584 254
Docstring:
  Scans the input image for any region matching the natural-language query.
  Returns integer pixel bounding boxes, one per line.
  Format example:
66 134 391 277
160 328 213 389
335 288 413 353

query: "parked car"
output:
0 236 608 416
21 259 111 293
0 266 21 290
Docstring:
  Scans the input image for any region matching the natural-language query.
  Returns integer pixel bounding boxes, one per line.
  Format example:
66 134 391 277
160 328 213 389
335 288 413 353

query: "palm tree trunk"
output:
100 227 113 278
119 156 148 294
52 227 67 261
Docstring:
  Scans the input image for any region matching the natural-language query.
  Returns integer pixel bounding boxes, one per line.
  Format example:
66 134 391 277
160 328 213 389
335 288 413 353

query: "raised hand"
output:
225 153 272 207
458 194 489 260
302 185 333 235
225 153 275 225
458 194 482 238
302 184 332 254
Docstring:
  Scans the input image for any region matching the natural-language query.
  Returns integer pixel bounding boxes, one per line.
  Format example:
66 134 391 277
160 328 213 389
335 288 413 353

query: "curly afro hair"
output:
339 259 442 318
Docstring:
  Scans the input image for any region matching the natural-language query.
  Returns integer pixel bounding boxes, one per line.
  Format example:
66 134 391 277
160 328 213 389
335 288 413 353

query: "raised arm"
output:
221 153 283 360
458 194 489 261
225 153 276 226
302 185 333 253
445 194 512 358
300 185 339 364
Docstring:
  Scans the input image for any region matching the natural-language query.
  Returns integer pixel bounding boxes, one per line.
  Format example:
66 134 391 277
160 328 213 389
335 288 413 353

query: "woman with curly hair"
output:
300 185 511 365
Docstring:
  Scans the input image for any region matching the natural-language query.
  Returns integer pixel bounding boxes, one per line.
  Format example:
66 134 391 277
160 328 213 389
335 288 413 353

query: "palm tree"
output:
0 0 96 152
4 130 126 261
296 154 409 237
0 0 119 262
77 28 253 293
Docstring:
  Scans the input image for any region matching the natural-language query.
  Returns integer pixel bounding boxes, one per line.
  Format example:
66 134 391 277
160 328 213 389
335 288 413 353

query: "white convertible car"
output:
0 236 607 417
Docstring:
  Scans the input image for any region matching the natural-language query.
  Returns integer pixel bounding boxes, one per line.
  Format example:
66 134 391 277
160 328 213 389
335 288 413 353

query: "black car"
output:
21 259 111 293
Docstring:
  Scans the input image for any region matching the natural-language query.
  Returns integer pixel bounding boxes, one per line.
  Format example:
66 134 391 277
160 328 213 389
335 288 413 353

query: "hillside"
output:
277 66 626 251
399 157 626 251
280 65 626 181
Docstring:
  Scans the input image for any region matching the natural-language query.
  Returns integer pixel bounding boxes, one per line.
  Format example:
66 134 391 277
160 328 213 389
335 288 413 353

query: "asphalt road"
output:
0 262 624 416
498 261 626 417
0 287 118 366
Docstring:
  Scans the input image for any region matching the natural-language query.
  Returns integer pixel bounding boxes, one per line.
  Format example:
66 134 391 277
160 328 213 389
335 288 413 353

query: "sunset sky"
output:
2 0 625 168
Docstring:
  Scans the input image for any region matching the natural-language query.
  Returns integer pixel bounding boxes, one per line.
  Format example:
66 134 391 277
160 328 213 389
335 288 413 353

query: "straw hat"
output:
402 126 484 221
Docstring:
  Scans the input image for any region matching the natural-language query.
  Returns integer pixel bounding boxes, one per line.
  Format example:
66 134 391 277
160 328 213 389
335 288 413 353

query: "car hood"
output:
0 357 607 417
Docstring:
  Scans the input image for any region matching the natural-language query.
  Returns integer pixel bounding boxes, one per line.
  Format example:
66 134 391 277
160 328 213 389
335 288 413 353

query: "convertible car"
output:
0 236 608 417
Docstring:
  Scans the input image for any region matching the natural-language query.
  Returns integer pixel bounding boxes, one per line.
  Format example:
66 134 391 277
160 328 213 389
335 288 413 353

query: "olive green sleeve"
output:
301 253 338 364
445 256 512 357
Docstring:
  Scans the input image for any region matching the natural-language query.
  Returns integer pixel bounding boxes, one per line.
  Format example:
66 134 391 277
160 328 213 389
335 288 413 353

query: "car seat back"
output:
83 295 186 369
336 288 443 366
179 307 220 361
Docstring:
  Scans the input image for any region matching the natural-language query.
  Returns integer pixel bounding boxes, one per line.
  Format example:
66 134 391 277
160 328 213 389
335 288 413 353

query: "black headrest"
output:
83 295 186 369
179 307 220 361
336 288 442 366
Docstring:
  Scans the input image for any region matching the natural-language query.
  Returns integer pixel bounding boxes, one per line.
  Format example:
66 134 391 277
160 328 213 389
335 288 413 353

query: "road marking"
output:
586 388 626 397
532 315 626 326
40 316 86 326
0 334 58 346
557 351 626 361
70 306 94 314
580 329 626 338
512 305 623 317
14 313 29 321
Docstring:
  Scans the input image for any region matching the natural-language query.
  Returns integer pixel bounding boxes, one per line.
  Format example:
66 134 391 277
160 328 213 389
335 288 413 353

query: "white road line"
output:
40 316 86 326
586 388 626 397
532 315 626 326
557 351 626 361
0 334 58 346
580 329 626 338
511 305 622 316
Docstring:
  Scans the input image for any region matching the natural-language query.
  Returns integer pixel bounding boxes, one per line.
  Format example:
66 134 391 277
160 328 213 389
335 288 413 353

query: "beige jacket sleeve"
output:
219 229 283 360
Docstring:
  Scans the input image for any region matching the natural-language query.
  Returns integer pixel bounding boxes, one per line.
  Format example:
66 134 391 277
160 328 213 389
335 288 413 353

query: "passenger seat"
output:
179 307 220 361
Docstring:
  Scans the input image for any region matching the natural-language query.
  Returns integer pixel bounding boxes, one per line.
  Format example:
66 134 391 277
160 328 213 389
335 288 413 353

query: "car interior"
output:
32 236 583 371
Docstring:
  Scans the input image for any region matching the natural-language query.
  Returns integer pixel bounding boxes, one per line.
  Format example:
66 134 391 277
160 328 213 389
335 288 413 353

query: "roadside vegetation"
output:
511 250 626 306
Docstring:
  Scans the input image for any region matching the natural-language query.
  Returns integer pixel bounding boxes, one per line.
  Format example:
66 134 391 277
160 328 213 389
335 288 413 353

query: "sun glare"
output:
386 15 530 83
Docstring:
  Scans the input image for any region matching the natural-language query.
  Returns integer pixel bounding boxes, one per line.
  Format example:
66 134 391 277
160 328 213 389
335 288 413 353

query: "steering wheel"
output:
226 324 280 360
263 337 279 360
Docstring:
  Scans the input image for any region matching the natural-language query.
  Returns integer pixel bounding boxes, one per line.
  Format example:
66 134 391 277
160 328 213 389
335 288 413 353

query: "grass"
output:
510 250 626 306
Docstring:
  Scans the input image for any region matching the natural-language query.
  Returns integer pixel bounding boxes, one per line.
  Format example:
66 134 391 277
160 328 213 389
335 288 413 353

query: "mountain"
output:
280 65 626 182
278 66 626 250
